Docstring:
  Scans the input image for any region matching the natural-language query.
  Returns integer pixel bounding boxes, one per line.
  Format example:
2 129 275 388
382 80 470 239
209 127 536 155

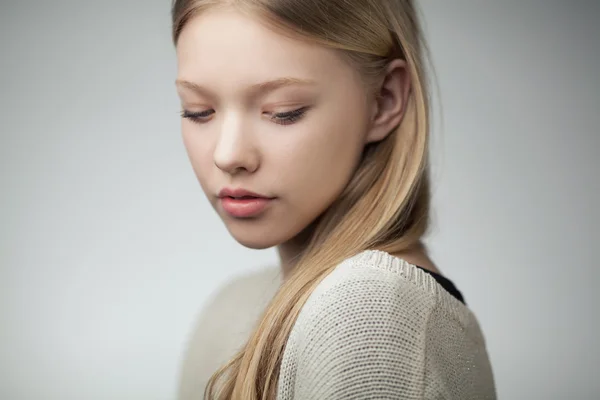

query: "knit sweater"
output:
178 250 496 399
275 250 496 399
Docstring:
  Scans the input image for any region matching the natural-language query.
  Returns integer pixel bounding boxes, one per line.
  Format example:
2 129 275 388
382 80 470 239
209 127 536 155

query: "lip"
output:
218 187 275 218
218 187 272 199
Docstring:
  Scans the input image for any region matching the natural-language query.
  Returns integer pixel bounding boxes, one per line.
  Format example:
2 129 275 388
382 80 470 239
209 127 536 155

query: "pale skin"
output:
175 7 440 278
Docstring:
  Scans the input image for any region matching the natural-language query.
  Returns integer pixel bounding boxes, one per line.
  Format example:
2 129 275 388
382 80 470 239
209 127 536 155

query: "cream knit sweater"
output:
178 250 496 399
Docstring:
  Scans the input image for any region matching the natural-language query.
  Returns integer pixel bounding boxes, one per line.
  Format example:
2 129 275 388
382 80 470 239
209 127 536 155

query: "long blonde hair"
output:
172 0 432 398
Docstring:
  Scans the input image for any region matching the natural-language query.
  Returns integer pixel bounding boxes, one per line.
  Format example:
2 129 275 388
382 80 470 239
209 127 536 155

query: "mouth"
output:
219 196 274 218
218 187 272 199
217 187 275 218
224 195 263 199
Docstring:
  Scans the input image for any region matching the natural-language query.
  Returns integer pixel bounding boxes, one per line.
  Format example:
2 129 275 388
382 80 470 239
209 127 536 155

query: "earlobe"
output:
365 59 411 144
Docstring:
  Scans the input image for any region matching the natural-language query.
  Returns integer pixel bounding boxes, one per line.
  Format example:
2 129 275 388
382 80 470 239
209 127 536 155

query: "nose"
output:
213 115 259 174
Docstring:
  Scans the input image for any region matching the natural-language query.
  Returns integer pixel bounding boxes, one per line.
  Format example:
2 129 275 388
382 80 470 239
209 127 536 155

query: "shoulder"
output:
178 266 280 400
296 250 470 332
195 266 281 336
277 251 493 399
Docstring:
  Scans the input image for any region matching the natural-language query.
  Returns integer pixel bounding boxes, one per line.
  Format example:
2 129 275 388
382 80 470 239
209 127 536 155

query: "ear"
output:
365 59 411 144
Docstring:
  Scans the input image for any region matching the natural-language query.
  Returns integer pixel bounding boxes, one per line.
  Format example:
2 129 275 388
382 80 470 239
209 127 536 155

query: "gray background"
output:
1 1 598 399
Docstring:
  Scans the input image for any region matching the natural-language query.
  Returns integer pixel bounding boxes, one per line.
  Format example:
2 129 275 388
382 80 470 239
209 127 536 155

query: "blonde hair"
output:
172 1 432 398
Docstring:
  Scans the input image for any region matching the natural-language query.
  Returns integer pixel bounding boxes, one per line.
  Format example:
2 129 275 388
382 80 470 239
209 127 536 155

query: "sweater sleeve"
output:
422 304 496 399
291 271 434 399
288 269 495 400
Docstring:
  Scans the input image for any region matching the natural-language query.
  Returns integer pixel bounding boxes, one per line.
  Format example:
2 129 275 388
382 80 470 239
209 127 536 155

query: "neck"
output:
277 225 439 279
276 221 317 280
276 244 301 281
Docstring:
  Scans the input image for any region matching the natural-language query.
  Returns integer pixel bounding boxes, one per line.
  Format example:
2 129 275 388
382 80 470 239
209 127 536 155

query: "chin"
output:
228 229 283 249
224 219 302 250
233 236 278 249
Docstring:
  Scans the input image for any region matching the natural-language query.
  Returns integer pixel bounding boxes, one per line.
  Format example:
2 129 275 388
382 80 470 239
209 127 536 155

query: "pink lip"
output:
218 187 275 218
220 197 273 218
218 187 271 199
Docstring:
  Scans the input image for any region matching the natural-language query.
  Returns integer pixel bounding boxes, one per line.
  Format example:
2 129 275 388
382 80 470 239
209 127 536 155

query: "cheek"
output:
271 116 366 210
182 128 214 191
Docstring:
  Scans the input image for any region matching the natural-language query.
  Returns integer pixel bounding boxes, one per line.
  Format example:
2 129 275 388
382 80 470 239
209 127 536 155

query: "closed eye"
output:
180 107 309 126
270 106 309 125
180 109 214 124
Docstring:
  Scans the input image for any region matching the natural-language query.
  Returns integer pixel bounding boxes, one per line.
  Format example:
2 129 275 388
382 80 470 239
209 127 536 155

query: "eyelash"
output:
180 107 309 126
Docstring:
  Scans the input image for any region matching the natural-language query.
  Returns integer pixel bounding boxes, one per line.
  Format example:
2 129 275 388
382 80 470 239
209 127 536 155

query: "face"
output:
175 8 373 249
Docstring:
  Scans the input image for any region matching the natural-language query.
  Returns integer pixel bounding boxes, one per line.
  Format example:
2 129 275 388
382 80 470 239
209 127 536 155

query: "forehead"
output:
175 8 354 88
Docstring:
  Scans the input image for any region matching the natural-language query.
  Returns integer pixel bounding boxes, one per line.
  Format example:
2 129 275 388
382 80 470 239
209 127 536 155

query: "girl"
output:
172 0 496 399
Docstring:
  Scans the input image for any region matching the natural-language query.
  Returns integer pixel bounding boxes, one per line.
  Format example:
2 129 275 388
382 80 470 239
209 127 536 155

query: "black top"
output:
415 266 465 305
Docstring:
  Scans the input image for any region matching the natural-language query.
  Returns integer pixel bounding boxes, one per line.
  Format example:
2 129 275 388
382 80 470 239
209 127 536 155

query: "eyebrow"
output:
175 77 317 98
